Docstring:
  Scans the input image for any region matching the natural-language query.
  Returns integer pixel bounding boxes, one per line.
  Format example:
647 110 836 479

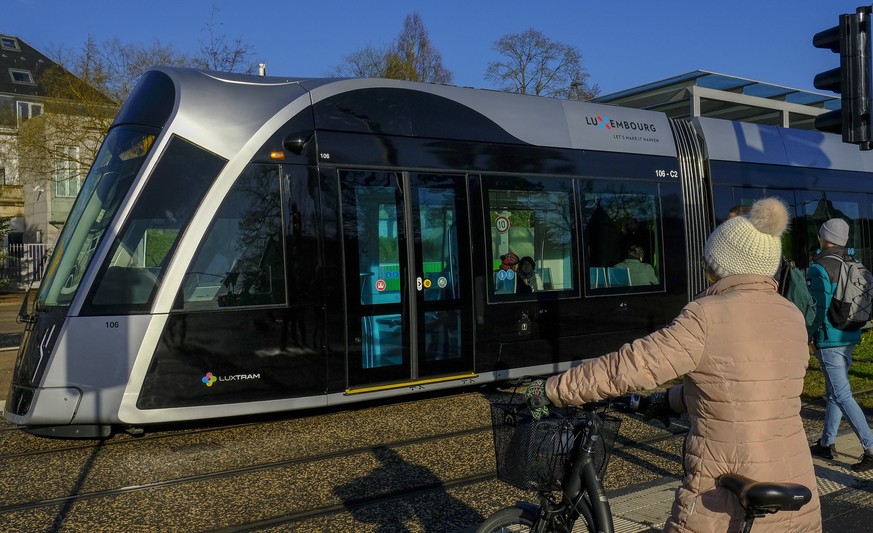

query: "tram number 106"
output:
655 169 679 178
106 321 120 329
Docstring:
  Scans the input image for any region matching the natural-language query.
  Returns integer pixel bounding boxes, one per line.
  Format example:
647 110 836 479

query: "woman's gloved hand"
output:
525 378 551 420
640 391 674 427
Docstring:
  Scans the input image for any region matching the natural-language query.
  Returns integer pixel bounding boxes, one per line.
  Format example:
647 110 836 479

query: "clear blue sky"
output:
5 0 869 96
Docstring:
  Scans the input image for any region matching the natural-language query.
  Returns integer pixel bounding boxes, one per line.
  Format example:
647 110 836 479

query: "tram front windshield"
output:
38 125 159 310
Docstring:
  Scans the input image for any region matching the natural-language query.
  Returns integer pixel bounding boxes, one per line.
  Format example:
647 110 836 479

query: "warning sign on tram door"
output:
495 215 510 233
375 279 387 292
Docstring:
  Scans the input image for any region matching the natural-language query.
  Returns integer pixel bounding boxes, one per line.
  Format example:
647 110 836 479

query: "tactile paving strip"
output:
604 456 872 533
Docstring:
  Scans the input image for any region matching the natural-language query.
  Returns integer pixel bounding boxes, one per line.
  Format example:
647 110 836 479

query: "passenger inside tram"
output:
612 245 658 286
582 185 662 291
516 256 543 293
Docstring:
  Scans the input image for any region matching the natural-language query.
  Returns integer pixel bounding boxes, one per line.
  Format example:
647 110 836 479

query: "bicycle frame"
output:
527 409 614 533
564 411 614 533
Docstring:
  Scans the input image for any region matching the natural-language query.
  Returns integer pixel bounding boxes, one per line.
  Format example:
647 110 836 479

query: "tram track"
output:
0 391 691 532
0 385 861 531
209 424 691 532
0 421 684 514
0 389 492 458
0 424 493 514
210 471 499 533
0 413 690 489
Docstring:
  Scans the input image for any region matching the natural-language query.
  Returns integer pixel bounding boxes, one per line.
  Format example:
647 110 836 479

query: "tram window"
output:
85 136 226 314
802 191 863 263
364 313 403 369
354 184 403 307
419 186 460 302
340 171 405 370
39 126 158 310
176 165 286 310
483 176 577 299
581 181 663 292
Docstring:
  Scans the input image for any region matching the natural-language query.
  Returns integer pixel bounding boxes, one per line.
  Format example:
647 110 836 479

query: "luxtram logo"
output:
201 371 262 387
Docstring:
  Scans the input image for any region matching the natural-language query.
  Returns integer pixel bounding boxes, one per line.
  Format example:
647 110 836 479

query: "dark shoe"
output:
851 452 873 472
810 440 836 460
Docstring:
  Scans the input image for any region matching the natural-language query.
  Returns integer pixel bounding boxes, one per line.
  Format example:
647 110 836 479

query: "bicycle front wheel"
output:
475 505 537 532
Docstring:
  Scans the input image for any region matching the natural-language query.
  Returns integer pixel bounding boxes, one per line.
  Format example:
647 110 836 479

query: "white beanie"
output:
704 198 789 278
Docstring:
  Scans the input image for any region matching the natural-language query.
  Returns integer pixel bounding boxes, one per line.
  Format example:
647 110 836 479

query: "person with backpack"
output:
807 218 873 472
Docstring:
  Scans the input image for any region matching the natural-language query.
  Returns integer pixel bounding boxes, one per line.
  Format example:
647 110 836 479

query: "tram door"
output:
340 170 473 388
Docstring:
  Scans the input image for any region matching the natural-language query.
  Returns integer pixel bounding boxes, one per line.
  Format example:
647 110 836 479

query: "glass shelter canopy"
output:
593 70 840 130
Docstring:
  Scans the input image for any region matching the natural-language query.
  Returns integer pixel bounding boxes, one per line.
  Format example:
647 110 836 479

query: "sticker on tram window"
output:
438 276 447 288
375 279 387 291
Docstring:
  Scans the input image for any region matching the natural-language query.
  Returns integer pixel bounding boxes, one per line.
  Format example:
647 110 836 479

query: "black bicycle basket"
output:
490 402 621 491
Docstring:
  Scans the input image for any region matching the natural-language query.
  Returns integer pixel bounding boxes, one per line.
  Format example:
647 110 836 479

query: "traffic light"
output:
813 6 873 150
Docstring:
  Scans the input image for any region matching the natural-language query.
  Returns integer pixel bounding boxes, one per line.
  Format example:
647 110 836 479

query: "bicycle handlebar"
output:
579 393 645 414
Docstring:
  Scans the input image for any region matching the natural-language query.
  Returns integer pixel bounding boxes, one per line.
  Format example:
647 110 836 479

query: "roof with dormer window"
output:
0 34 61 97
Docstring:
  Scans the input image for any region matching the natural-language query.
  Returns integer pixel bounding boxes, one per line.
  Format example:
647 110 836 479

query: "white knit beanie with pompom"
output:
704 198 789 278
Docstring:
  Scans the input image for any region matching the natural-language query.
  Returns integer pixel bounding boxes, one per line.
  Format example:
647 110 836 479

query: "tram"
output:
6 67 873 437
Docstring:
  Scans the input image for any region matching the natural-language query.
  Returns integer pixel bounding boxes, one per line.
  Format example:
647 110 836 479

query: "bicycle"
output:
477 389 814 533
476 390 630 533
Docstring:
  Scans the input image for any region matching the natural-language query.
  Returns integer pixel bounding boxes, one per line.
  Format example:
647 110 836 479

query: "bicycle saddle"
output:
717 473 812 512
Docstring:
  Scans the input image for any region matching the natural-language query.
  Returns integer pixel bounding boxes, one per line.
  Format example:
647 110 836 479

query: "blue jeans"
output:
816 345 873 450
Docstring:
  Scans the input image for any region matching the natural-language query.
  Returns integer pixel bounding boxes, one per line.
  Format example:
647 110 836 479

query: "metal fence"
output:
1 244 52 289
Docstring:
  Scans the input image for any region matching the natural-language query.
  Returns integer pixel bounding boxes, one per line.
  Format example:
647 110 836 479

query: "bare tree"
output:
4 15 257 194
334 13 453 84
8 35 185 186
192 7 258 74
485 28 599 100
333 44 389 78
52 9 256 103
89 37 189 102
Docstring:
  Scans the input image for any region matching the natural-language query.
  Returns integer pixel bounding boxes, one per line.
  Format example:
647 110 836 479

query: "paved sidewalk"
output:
609 428 873 532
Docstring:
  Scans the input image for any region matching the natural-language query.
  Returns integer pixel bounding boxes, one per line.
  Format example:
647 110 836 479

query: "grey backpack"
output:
826 253 873 331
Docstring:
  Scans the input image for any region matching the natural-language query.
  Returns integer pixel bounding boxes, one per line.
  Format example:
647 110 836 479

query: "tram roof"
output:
593 70 839 130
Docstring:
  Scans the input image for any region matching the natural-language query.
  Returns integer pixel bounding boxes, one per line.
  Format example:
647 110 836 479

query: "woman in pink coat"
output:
528 198 821 532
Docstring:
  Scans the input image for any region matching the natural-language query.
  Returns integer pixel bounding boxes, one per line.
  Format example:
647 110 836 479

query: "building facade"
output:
1 33 114 252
